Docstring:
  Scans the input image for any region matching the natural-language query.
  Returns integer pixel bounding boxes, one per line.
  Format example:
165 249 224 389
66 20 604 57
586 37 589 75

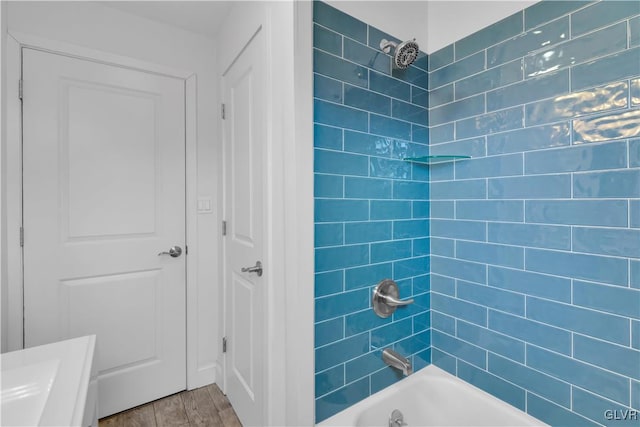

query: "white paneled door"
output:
223 29 266 426
22 48 186 418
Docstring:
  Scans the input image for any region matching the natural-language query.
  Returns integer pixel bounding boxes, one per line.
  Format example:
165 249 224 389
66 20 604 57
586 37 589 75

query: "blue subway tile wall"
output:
429 2 640 426
313 2 430 422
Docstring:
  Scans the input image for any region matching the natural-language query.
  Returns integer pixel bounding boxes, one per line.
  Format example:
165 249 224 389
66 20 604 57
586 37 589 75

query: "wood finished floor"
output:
99 384 243 427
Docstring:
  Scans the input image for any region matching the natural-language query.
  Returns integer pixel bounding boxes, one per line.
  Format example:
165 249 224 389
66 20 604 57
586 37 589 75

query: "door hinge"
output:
222 220 227 236
222 336 227 353
221 103 226 120
185 245 188 255
19 227 24 247
18 79 23 100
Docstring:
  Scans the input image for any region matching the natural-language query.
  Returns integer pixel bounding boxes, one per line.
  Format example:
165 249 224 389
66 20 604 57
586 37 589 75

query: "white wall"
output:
4 1 220 386
1 0 8 353
326 0 538 54
426 1 537 53
326 0 429 49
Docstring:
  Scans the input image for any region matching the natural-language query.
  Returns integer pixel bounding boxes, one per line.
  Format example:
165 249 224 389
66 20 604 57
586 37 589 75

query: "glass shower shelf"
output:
403 155 471 165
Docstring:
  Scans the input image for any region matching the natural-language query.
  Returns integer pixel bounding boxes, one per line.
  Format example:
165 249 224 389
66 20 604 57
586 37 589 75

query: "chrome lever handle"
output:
241 261 263 277
373 279 414 318
158 246 182 258
381 294 414 307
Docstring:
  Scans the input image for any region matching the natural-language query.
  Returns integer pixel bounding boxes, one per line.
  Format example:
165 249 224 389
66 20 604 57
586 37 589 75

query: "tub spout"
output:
382 348 412 376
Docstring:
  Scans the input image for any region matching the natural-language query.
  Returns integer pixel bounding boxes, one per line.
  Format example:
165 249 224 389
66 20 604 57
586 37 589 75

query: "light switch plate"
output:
197 197 213 213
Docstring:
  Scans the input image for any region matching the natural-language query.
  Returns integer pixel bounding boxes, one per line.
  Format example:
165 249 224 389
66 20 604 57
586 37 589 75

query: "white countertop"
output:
1 335 97 426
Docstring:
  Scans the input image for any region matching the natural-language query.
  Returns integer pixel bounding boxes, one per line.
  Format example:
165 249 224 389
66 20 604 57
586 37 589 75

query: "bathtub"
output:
319 365 546 426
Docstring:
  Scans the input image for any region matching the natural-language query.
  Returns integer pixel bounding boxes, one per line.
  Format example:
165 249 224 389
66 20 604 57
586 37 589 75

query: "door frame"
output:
4 31 204 389
216 2 315 425
219 17 265 427
220 23 266 425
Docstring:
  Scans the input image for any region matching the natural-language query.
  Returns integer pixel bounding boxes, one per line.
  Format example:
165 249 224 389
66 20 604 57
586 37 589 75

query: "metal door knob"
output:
241 261 263 277
158 246 182 258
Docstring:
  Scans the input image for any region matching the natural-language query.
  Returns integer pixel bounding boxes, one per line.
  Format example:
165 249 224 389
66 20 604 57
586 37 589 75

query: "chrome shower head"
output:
380 38 419 69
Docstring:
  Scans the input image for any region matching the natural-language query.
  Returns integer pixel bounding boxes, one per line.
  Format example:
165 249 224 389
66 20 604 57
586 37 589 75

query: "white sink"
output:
1 335 97 427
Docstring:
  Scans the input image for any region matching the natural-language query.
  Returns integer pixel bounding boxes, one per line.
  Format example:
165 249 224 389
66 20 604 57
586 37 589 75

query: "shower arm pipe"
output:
379 39 398 54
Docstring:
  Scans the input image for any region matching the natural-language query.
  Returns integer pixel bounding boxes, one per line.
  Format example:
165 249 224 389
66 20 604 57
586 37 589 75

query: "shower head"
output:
380 38 419 69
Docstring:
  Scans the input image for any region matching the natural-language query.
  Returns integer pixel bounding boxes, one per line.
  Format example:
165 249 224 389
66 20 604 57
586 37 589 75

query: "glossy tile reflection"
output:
488 16 568 67
573 109 640 143
456 107 523 139
571 47 640 91
455 11 523 60
631 16 640 48
455 59 522 100
487 69 569 111
429 1 640 426
524 22 626 78
369 158 410 179
524 1 591 31
632 79 640 106
570 0 640 37
526 81 628 126
487 123 570 154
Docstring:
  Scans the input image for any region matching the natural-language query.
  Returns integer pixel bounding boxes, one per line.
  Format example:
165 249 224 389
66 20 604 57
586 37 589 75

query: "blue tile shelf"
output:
404 155 471 165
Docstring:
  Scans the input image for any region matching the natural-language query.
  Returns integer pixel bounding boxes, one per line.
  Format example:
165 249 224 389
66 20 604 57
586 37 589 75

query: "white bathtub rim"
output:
317 364 548 426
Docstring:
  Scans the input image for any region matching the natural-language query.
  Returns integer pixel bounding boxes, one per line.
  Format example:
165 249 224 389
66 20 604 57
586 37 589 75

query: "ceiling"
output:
102 1 537 53
103 1 233 39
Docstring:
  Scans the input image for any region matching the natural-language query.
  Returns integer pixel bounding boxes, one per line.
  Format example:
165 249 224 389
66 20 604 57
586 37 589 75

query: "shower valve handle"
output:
380 293 414 307
372 279 414 318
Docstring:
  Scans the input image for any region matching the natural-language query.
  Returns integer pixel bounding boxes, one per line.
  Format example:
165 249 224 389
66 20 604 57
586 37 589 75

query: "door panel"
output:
61 271 159 373
64 83 158 239
223 29 265 426
22 48 186 417
232 272 255 397
230 68 255 244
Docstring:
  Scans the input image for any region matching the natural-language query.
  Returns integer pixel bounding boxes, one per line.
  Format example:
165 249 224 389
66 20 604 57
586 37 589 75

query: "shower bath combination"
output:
379 38 419 69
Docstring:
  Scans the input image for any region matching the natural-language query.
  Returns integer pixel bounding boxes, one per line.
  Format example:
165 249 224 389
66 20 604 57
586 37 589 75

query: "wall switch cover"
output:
197 197 213 213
